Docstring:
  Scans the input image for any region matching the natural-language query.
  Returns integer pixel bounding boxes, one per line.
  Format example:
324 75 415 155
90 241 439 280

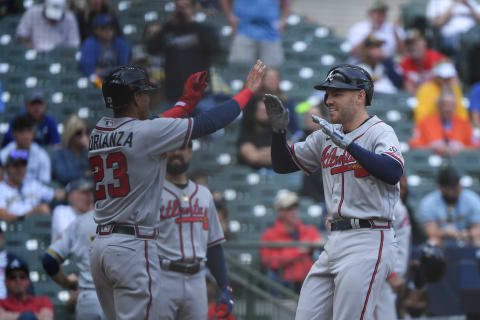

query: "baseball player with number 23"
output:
88 60 266 320
265 64 405 320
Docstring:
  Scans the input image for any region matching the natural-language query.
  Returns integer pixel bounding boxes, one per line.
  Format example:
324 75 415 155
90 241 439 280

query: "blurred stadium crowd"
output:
1 0 480 319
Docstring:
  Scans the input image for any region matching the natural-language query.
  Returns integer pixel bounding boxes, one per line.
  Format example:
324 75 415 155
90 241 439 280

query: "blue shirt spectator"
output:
52 116 90 186
1 90 61 148
80 14 130 79
233 0 284 41
419 166 480 247
468 81 480 127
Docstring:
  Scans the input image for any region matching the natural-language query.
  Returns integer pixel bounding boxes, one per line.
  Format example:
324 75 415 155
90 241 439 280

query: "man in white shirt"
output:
0 115 51 184
347 0 405 59
51 179 94 242
0 150 54 222
426 0 480 53
16 0 80 51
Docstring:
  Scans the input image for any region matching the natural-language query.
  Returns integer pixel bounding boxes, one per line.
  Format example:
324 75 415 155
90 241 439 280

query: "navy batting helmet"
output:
102 65 159 109
315 64 374 106
420 243 447 283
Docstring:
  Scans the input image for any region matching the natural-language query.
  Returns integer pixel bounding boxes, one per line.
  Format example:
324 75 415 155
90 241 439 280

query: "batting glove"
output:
312 115 352 149
263 94 289 133
215 285 233 318
176 71 209 113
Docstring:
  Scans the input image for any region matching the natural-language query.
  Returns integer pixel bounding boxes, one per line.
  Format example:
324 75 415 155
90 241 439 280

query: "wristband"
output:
233 88 253 110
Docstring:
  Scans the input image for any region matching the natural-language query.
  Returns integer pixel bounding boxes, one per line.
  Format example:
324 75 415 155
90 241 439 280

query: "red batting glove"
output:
162 71 208 118
215 285 233 319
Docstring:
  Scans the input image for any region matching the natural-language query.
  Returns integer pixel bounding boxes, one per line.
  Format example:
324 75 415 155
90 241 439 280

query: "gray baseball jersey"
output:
158 180 225 261
291 116 404 221
88 116 193 227
47 210 97 289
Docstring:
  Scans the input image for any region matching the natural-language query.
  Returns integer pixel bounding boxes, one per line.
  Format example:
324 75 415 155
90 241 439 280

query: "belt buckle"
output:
97 224 114 235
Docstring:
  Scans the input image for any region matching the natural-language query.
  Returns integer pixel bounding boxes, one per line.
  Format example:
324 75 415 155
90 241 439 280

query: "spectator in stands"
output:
414 61 468 122
409 88 478 155
75 0 120 41
219 0 290 67
0 228 25 300
80 14 131 79
356 34 403 94
260 190 322 293
51 178 94 242
0 115 51 184
0 0 24 19
2 90 61 148
400 175 425 245
0 150 54 222
131 21 163 86
52 116 90 186
214 198 235 241
347 0 404 59
297 103 324 203
16 0 80 51
258 68 301 137
0 257 54 320
426 0 480 56
400 29 446 94
237 95 274 170
468 81 480 127
419 166 480 247
146 0 219 110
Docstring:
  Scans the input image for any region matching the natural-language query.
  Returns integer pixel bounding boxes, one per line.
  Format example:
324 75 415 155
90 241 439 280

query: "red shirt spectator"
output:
0 258 53 319
400 30 445 94
260 190 322 283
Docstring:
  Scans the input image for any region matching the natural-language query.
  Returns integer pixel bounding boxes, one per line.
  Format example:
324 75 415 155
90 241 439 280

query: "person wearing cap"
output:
52 115 90 186
400 29 446 94
0 228 28 300
409 88 479 154
419 166 480 247
356 34 403 94
260 190 322 293
0 257 54 320
2 89 61 148
414 61 468 122
51 178 94 242
0 149 54 222
80 14 130 79
0 115 51 184
426 0 480 55
347 0 405 59
75 0 121 41
16 0 79 51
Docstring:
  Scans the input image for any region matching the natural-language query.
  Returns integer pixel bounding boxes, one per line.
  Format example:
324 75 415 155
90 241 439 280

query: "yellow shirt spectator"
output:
413 62 469 122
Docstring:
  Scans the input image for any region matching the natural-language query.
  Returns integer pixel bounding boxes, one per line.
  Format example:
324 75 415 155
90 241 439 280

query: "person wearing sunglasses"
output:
0 150 54 222
52 115 90 186
0 115 51 184
0 258 53 320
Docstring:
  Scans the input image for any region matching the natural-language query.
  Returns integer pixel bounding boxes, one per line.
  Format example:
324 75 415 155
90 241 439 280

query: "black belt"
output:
330 219 391 231
96 225 136 236
162 260 201 275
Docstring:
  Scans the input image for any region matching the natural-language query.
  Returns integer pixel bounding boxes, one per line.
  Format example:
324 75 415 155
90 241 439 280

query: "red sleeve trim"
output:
384 151 404 168
182 118 192 148
290 144 312 175
208 237 226 247
162 105 189 118
232 88 253 110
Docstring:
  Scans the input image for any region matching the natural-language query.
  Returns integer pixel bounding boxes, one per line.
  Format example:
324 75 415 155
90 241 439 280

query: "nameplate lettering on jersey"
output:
160 199 206 220
321 145 370 177
89 131 133 151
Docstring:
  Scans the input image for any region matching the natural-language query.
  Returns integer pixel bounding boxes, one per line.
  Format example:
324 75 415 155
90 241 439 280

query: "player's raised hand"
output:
312 115 352 149
215 285 233 318
264 94 289 132
244 60 267 94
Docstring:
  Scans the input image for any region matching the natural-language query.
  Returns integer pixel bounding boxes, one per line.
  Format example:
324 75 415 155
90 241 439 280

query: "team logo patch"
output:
105 120 115 127
326 71 335 82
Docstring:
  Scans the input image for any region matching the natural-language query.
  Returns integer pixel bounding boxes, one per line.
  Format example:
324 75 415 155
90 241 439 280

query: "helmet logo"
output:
326 71 335 82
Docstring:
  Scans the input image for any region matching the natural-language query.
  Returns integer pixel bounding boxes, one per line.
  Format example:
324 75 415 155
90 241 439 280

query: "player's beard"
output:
166 158 190 175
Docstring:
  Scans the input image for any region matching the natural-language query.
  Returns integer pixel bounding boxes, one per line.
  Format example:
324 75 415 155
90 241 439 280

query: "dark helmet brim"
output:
314 81 362 91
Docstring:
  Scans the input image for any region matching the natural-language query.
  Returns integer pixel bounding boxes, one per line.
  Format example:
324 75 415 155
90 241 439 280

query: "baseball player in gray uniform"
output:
42 210 104 320
265 64 405 320
374 200 411 319
157 140 232 319
88 62 265 319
